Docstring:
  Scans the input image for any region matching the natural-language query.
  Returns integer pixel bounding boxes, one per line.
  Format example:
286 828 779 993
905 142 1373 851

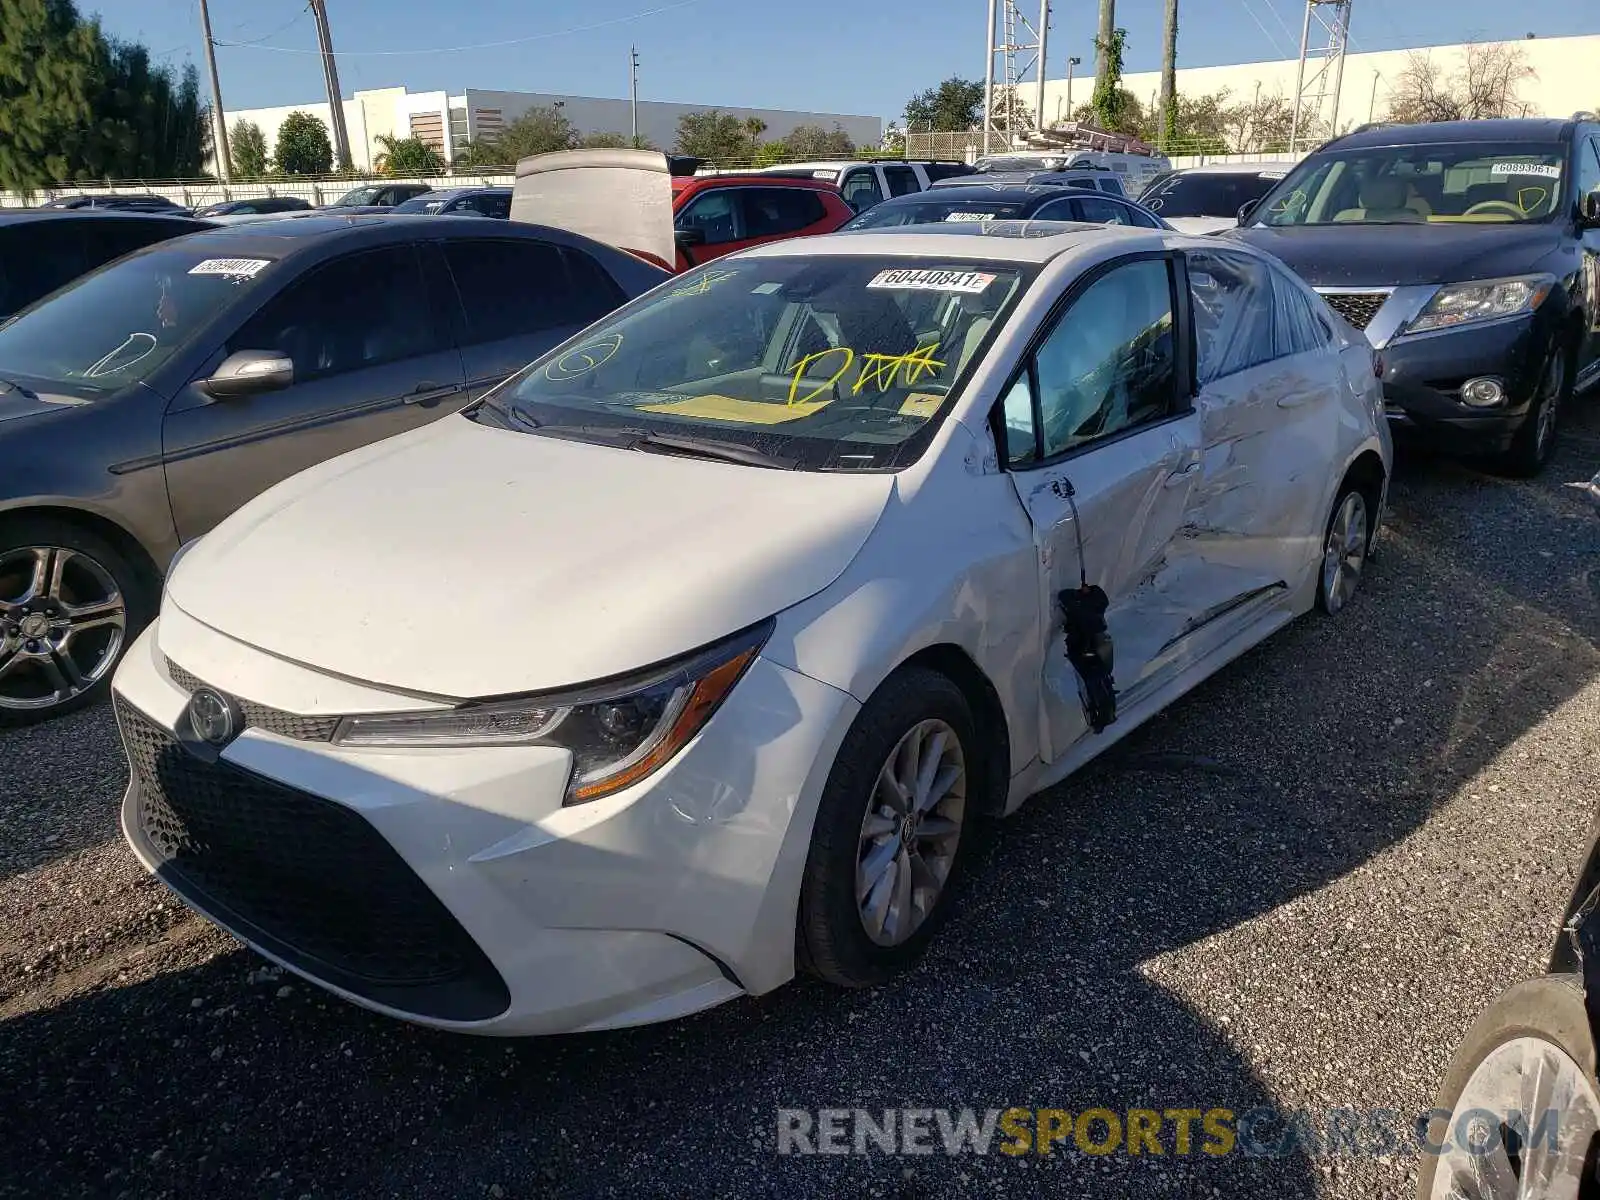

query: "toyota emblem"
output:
189 688 236 746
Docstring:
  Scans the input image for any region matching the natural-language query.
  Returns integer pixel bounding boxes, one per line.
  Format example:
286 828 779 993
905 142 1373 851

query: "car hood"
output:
510 148 676 269
168 415 895 699
1164 215 1237 236
1224 222 1565 288
0 380 96 426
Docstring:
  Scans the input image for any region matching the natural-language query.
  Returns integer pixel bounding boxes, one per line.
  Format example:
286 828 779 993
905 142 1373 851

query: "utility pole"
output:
630 46 640 146
982 0 998 155
1094 0 1115 93
1158 0 1178 150
1367 70 1379 121
197 0 232 182
1065 54 1081 117
309 0 353 170
1034 0 1050 132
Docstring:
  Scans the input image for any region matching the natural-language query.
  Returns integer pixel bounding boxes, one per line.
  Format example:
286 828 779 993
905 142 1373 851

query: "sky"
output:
88 0 1596 124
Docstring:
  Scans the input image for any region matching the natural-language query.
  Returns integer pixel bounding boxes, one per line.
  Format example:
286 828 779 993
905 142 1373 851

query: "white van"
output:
755 160 975 213
975 149 1171 193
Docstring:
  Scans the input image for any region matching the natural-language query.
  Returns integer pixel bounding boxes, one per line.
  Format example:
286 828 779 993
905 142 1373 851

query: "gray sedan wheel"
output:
0 518 150 724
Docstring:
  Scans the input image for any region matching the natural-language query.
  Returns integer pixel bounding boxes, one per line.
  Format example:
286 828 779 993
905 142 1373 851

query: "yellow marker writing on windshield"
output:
670 270 738 297
853 343 945 394
788 346 855 405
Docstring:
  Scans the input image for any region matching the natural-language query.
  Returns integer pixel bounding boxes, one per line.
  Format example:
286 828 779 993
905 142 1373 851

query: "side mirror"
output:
1580 191 1600 230
674 227 707 248
1237 199 1261 225
203 349 293 399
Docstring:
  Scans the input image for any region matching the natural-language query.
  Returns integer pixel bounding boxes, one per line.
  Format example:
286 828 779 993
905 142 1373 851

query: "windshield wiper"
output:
0 377 38 400
631 431 797 470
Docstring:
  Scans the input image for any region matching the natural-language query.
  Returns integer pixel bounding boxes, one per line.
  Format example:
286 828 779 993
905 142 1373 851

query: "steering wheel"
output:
1462 200 1526 220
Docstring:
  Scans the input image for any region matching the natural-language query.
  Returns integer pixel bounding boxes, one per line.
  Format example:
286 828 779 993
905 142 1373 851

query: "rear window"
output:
843 200 1025 230
1141 171 1280 218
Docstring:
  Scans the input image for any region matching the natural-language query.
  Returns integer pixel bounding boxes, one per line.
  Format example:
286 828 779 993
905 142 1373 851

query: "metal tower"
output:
982 0 1051 154
1289 0 1353 152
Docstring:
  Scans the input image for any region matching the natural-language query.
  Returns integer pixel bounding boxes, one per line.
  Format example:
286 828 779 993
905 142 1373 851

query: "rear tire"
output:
1416 974 1600 1199
0 516 154 726
796 667 979 988
1316 484 1371 616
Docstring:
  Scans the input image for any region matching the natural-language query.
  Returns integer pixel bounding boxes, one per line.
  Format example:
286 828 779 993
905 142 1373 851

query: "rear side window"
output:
840 170 884 212
1075 195 1137 226
444 238 619 344
923 164 973 183
1097 178 1125 195
1268 265 1334 357
883 165 920 197
1186 249 1280 382
740 188 828 237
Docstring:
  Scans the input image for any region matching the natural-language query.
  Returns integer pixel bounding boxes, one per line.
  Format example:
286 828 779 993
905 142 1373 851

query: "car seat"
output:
1331 177 1424 223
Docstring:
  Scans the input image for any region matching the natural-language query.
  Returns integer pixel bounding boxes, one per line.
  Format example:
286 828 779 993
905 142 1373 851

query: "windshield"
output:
331 186 382 207
844 199 1026 230
1255 141 1568 226
393 194 447 213
0 245 277 390
1140 170 1281 217
484 255 1032 471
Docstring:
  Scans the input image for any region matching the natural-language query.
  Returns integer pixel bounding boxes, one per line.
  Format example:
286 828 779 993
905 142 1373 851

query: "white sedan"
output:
112 222 1392 1035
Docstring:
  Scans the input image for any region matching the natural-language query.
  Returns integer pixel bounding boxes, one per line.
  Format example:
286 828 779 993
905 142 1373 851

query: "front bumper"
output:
112 609 859 1036
1378 316 1545 455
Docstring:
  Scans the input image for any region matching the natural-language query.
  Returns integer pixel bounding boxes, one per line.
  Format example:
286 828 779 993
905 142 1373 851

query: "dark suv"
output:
1226 117 1600 475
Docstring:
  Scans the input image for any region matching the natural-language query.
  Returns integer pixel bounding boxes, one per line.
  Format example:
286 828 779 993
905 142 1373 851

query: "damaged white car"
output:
112 221 1391 1035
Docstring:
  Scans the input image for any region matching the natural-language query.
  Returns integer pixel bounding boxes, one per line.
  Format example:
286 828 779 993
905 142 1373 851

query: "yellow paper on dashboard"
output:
638 394 832 424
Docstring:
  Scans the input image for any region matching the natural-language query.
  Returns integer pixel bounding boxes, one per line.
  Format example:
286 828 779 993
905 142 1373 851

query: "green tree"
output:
673 110 749 160
782 123 855 159
274 110 333 175
578 131 630 148
450 138 510 168
495 106 578 160
1090 28 1135 132
0 0 99 191
373 133 444 176
231 119 269 178
753 140 789 167
903 77 985 132
62 39 209 180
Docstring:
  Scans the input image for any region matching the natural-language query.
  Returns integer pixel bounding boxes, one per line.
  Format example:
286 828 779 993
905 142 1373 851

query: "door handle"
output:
405 381 457 405
1164 462 1200 488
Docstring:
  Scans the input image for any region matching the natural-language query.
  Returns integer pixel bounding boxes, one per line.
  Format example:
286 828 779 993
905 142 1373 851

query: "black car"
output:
0 215 667 721
193 196 315 218
931 169 1128 197
327 182 434 209
0 210 211 320
839 182 1167 231
42 194 193 216
1226 117 1600 476
391 187 511 218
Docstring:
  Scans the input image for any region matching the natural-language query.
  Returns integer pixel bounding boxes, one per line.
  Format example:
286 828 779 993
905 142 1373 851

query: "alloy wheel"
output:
1535 352 1565 463
1427 1035 1600 1199
1321 491 1368 616
856 718 967 947
0 546 127 712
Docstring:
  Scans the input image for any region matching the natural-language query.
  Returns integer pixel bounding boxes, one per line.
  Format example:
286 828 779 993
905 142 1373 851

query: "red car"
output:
669 174 852 271
510 150 852 274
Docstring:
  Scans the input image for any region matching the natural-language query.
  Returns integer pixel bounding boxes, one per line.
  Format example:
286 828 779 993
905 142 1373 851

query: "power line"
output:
1236 0 1292 58
212 0 699 56
215 5 312 49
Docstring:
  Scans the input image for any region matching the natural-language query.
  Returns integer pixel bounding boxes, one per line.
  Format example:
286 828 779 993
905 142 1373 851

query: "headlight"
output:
1404 275 1553 335
332 619 773 805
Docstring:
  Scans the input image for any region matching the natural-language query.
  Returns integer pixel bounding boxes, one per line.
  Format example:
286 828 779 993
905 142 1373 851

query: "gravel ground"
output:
2 404 1598 1200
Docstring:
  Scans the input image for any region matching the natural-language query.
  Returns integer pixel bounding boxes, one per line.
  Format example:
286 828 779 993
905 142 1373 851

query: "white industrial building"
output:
1041 33 1599 133
217 85 882 173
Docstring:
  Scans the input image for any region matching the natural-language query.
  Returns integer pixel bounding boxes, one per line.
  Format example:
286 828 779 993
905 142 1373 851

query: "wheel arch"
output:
1339 447 1388 521
0 503 162 592
893 643 1013 819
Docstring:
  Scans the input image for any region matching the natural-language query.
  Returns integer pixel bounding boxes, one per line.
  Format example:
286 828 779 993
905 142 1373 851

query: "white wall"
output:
1042 33 1600 135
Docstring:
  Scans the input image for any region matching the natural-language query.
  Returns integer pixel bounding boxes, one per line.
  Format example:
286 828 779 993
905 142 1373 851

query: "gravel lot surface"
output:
2 405 1598 1200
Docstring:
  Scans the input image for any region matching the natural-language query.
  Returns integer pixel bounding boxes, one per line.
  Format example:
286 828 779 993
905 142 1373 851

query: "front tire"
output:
796 667 978 988
1417 974 1600 1199
1498 342 1570 479
0 516 153 726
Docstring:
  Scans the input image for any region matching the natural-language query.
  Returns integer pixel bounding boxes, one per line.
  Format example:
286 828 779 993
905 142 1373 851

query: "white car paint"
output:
113 223 1391 1036
1162 215 1239 236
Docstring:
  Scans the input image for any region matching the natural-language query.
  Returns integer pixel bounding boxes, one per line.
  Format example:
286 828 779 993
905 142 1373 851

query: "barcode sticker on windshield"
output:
867 268 995 294
944 212 998 223
189 258 271 278
1490 162 1560 178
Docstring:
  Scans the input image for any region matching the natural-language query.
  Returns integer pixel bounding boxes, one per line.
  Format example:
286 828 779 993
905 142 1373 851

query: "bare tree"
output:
1386 43 1535 124
1221 90 1298 153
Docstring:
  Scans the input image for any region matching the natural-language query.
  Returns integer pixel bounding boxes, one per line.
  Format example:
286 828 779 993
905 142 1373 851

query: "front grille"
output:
117 698 509 1022
1318 290 1390 331
165 658 340 742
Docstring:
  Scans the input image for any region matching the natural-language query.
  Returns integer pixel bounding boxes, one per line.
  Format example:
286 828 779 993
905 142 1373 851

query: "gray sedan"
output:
0 215 667 721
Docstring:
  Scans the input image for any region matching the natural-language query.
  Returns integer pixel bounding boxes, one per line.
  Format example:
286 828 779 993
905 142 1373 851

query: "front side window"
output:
0 243 277 388
840 170 885 212
1142 171 1279 218
1256 141 1569 226
229 246 437 381
1075 195 1136 226
1004 258 1179 463
675 189 741 244
486 255 1033 471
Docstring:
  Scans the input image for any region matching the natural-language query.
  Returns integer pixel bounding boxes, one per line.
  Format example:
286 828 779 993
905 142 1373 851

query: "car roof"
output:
1163 161 1289 175
145 213 573 256
872 184 1081 205
675 174 842 193
1329 117 1575 149
0 209 204 227
743 221 1168 264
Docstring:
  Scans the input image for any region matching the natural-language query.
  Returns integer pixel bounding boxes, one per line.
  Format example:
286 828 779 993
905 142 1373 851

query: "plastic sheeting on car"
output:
1186 248 1336 384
